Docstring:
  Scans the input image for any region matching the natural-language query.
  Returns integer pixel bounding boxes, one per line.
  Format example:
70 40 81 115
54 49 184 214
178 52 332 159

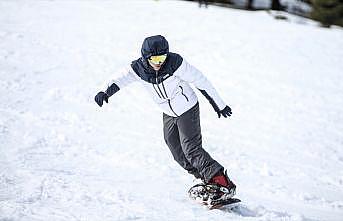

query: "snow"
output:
1 0 343 221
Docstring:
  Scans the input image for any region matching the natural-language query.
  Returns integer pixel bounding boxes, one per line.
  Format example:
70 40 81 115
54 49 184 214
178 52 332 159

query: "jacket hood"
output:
141 35 169 59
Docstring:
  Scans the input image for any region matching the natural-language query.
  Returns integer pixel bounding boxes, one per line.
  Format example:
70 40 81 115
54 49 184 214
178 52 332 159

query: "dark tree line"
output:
245 0 283 10
271 0 282 10
311 0 343 27
192 0 284 10
191 0 343 27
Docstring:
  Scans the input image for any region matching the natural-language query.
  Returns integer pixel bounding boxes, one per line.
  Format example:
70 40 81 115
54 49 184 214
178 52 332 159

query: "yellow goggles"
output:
149 54 167 65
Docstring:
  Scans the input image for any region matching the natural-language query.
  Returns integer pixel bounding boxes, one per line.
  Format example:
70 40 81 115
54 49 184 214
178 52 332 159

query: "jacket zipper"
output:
155 71 166 99
167 100 178 117
179 86 189 102
152 84 162 98
155 70 178 117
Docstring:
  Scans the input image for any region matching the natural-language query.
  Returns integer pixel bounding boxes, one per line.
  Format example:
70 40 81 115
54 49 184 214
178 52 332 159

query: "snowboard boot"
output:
188 170 236 206
208 170 236 199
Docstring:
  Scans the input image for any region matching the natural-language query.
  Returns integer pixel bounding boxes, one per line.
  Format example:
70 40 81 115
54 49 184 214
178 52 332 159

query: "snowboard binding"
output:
188 183 238 209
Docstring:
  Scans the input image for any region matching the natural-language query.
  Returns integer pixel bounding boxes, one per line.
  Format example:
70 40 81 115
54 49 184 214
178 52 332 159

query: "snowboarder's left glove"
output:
217 105 232 118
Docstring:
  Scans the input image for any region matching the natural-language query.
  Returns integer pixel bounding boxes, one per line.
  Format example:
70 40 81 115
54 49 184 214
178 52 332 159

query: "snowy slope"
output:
1 0 343 221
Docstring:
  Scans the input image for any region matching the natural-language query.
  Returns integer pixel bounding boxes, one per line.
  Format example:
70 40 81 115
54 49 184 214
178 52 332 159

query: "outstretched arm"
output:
174 59 232 118
95 67 138 107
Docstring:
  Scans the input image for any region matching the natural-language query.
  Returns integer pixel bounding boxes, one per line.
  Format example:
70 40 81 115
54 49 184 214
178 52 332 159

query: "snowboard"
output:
188 183 240 210
207 197 241 210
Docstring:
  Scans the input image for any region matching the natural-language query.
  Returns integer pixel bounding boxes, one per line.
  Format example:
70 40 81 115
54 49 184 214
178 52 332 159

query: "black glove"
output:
217 105 232 118
94 91 109 107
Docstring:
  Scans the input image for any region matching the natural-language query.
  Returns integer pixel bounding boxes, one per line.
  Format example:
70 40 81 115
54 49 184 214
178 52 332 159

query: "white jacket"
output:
104 59 226 117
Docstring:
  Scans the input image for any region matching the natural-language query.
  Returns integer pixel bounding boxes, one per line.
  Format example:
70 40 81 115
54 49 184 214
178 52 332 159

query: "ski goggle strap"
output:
149 54 167 65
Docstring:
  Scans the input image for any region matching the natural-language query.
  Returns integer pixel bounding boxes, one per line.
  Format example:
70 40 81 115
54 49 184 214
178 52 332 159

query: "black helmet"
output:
141 35 169 59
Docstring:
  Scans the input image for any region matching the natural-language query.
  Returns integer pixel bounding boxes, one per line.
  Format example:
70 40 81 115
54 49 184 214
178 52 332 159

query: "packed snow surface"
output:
1 0 343 221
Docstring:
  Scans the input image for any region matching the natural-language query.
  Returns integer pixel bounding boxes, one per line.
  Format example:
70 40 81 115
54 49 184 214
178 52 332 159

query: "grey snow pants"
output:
163 102 224 183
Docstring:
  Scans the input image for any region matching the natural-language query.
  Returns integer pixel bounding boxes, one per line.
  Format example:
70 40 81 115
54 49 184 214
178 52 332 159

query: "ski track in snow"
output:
1 0 343 221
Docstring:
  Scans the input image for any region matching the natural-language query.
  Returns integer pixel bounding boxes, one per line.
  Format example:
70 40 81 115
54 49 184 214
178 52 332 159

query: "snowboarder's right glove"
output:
94 91 109 107
95 83 120 107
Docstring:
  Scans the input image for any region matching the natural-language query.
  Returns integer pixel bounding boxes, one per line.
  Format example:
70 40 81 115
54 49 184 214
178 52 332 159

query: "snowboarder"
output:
94 35 236 206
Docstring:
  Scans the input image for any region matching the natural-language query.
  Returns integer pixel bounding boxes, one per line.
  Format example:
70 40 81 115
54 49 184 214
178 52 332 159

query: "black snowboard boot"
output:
208 170 236 198
188 170 236 206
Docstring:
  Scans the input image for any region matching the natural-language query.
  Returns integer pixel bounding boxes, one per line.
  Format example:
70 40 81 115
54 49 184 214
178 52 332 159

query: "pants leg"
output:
163 113 201 179
177 102 223 183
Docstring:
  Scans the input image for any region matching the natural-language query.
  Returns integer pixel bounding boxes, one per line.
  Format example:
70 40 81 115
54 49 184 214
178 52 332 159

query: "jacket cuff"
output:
105 83 120 97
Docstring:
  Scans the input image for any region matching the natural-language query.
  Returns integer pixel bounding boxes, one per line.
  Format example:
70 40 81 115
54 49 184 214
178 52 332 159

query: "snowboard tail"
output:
207 197 241 210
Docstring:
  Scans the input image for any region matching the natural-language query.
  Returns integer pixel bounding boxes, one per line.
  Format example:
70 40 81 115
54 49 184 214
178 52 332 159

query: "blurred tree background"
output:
184 0 343 27
311 0 343 27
